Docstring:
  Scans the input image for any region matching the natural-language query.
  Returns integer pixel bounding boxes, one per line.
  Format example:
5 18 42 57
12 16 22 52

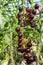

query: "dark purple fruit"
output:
30 49 33 53
18 17 22 21
26 7 32 13
29 56 34 62
18 33 23 38
18 13 22 18
29 20 33 24
26 60 31 64
17 47 22 51
19 7 23 12
27 42 32 48
20 23 25 27
33 56 37 61
32 10 37 15
35 4 39 9
18 39 22 43
26 48 31 53
17 48 25 53
20 48 25 53
23 53 29 59
31 22 36 28
19 49 25 53
16 27 20 32
18 43 22 47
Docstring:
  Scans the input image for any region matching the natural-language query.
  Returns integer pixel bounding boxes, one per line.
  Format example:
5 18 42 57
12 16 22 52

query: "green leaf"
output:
28 0 34 4
40 0 43 2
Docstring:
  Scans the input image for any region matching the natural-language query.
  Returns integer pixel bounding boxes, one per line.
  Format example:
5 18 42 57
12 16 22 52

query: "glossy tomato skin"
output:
33 56 37 61
18 33 23 38
20 23 25 27
30 49 33 53
29 20 33 24
29 56 34 62
35 4 39 9
18 38 22 43
20 48 25 53
32 10 36 15
19 7 23 12
16 27 20 33
18 13 22 18
17 48 25 53
18 17 22 21
27 42 32 48
18 43 22 47
25 48 31 53
17 47 22 51
26 7 32 13
23 53 29 59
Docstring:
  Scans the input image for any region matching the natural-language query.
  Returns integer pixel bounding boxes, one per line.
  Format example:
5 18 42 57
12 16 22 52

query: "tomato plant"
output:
0 0 43 65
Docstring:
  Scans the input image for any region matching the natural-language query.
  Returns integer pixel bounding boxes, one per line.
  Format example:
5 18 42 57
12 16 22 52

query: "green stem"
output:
36 10 42 65
10 31 15 65
36 43 40 65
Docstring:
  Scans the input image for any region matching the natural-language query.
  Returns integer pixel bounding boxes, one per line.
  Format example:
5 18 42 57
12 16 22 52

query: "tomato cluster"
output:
18 4 39 28
16 27 37 64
